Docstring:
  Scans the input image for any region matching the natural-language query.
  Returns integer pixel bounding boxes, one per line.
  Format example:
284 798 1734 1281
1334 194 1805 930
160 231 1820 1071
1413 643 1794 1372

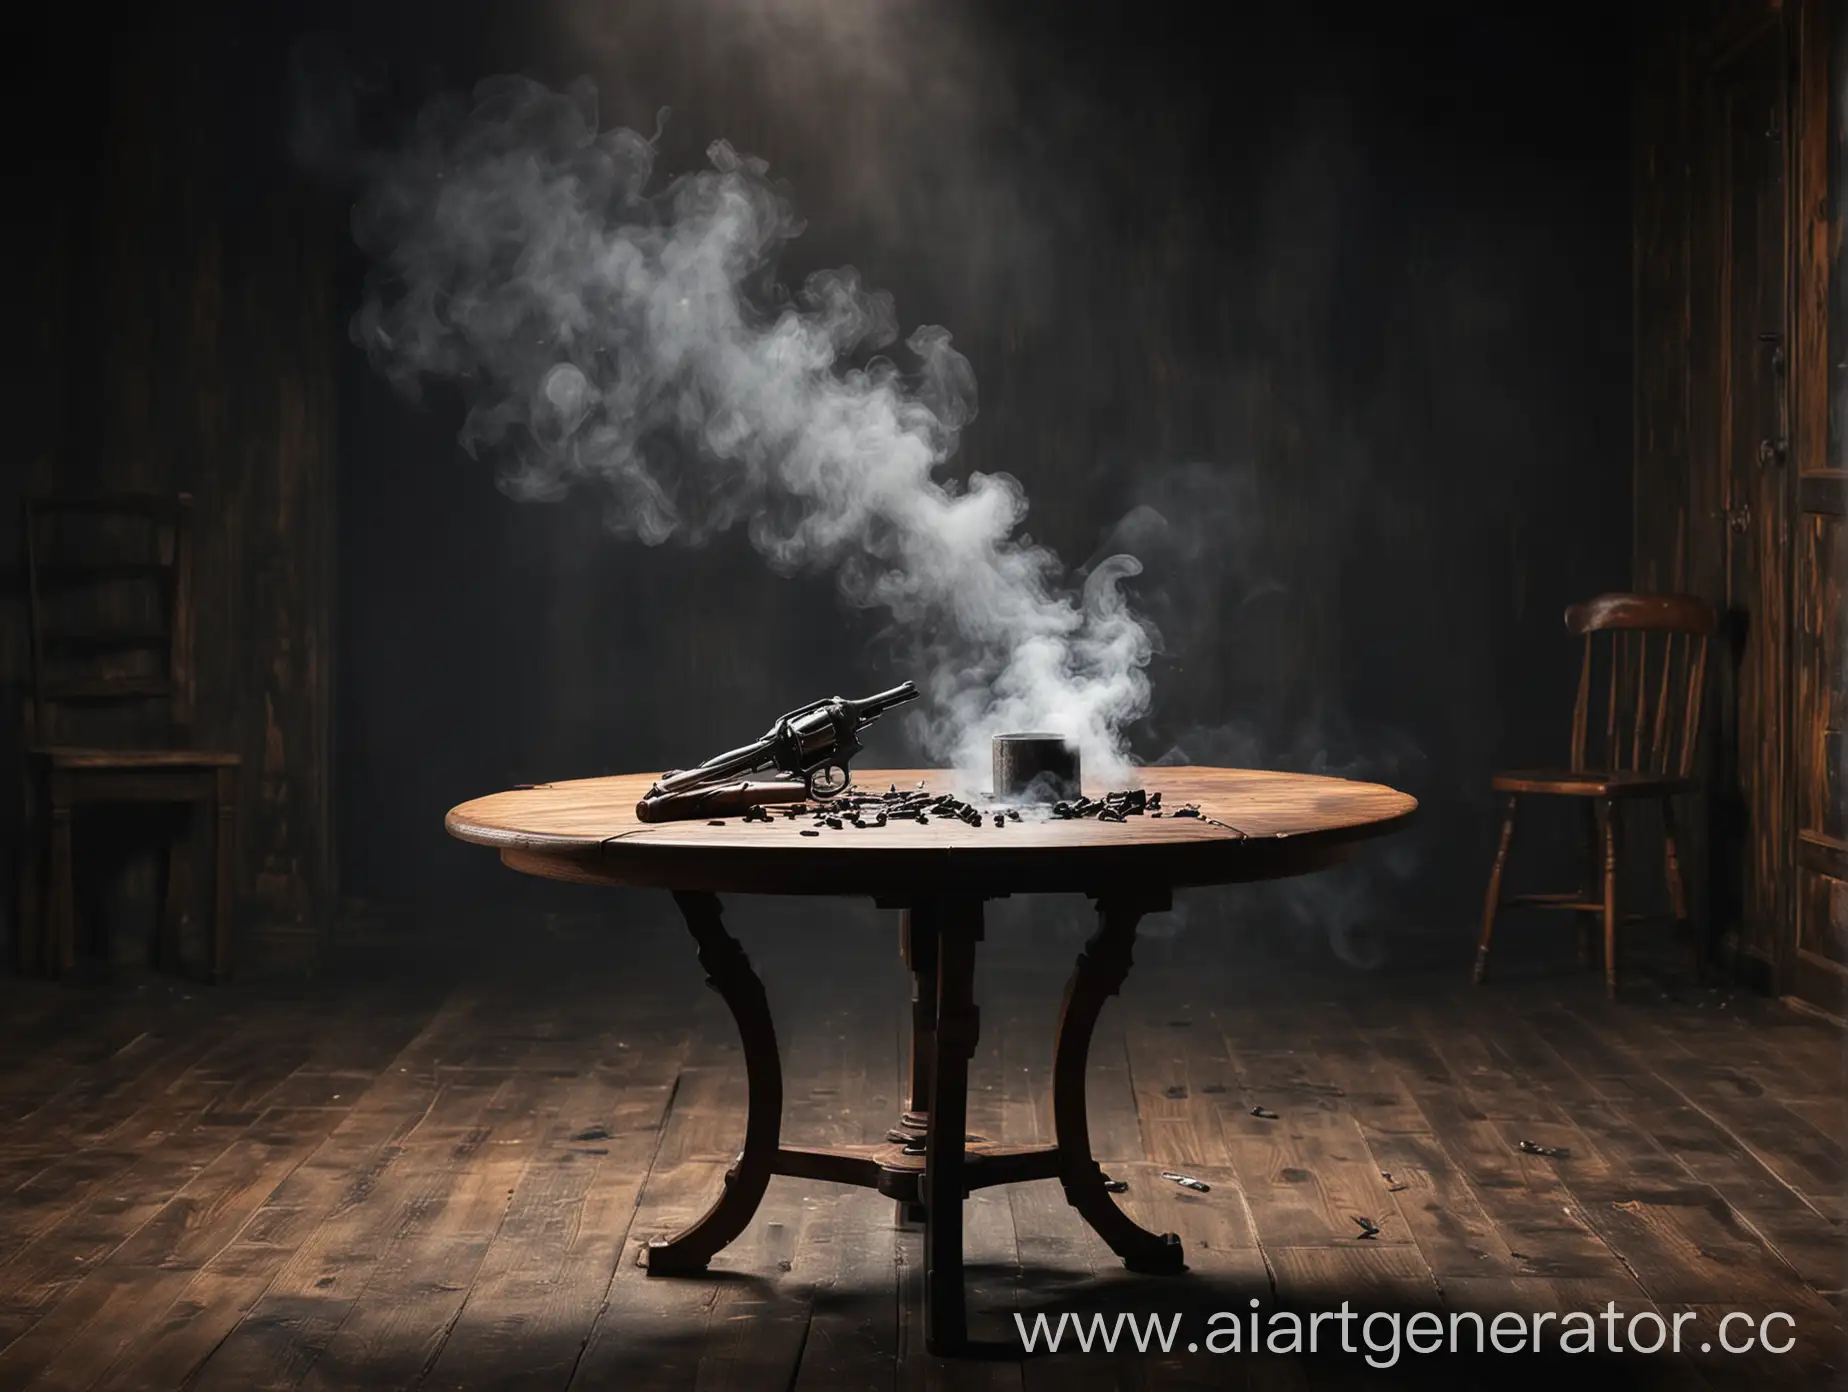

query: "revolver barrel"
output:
841 681 918 726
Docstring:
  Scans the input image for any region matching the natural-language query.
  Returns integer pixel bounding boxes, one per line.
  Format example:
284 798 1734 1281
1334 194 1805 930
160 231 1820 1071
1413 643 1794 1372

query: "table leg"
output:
1052 894 1184 1274
923 896 981 1355
896 904 939 1224
646 891 783 1275
901 903 940 1121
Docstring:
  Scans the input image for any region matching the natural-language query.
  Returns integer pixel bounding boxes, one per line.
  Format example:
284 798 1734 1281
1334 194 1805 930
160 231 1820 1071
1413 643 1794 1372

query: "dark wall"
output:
334 0 1634 968
9 0 1636 973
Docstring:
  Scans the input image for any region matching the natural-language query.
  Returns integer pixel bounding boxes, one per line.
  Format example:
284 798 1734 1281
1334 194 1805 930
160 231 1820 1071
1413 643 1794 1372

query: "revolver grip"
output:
635 779 809 824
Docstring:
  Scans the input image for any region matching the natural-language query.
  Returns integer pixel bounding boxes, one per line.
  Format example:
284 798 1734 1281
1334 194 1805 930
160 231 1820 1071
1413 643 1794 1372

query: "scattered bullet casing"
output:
1159 1171 1211 1192
1516 1140 1567 1158
698 782 1202 838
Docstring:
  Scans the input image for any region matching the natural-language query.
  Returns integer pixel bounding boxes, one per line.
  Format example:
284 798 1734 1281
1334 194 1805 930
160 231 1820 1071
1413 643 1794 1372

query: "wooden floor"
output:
0 911 1841 1390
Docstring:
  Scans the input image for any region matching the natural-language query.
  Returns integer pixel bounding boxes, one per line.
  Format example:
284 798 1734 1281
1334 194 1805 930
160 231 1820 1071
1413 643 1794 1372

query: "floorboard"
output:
0 926 1837 1391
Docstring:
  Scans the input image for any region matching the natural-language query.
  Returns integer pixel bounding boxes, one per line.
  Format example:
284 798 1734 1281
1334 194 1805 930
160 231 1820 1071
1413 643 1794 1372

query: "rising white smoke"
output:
349 74 1153 778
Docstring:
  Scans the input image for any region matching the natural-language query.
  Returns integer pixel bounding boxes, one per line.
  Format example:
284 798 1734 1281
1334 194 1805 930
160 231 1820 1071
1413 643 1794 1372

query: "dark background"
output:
5 0 1636 974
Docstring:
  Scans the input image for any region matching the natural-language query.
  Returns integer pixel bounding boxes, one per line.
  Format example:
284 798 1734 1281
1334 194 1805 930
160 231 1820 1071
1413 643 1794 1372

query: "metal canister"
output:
991 733 1081 802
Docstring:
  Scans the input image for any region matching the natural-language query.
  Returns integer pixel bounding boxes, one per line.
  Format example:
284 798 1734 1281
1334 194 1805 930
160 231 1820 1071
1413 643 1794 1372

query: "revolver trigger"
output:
807 763 851 799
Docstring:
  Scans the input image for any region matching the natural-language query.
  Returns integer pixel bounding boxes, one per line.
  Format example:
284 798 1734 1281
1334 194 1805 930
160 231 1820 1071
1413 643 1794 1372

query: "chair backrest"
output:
23 493 196 747
1565 592 1718 777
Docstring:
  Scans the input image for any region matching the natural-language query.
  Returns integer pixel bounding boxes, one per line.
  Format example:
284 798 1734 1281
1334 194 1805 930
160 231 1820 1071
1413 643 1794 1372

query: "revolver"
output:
636 682 919 823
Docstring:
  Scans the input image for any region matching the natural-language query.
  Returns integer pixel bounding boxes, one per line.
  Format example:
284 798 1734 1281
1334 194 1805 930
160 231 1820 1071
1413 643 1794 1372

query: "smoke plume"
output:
348 74 1153 777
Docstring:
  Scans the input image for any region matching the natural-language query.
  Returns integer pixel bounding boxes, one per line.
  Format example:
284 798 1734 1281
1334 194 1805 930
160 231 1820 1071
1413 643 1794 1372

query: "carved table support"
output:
644 886 1184 1353
645 890 783 1274
1053 892 1184 1273
900 903 940 1123
895 904 939 1222
922 896 982 1353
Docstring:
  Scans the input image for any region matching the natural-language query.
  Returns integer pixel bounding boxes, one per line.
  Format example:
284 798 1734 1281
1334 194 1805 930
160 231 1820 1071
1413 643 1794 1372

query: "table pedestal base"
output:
643 887 1183 1355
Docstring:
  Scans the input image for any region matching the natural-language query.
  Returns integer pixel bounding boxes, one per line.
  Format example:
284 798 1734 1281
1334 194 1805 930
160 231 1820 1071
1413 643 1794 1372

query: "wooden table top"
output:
446 767 1417 899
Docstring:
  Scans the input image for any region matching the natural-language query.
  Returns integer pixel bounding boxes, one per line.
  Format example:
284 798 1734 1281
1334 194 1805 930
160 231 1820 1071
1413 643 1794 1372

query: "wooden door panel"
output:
1794 515 1844 825
1785 0 1845 1014
1713 22 1791 972
1797 868 1847 962
1793 512 1846 1002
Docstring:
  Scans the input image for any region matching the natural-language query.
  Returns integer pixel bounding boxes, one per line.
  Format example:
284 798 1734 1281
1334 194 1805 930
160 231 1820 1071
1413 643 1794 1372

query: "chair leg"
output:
15 840 39 977
49 795 75 978
17 772 43 976
1473 794 1518 985
1577 802 1599 970
1601 798 1620 1001
1661 795 1695 983
157 808 191 976
212 770 236 983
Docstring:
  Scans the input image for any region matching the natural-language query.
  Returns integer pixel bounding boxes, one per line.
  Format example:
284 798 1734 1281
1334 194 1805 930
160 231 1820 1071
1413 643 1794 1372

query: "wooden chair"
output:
17 494 240 980
1472 592 1717 999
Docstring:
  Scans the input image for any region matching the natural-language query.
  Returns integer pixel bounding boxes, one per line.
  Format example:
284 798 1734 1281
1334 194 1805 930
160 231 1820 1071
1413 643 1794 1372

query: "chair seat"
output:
1490 768 1697 798
32 746 241 770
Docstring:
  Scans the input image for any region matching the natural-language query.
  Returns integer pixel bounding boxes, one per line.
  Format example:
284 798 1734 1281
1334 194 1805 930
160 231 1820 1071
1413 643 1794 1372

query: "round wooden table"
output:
447 766 1416 1354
